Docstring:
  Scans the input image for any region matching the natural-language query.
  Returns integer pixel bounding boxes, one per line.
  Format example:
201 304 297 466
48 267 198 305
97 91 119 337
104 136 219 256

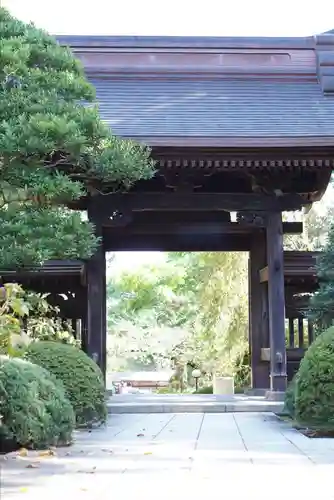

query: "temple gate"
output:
3 30 334 397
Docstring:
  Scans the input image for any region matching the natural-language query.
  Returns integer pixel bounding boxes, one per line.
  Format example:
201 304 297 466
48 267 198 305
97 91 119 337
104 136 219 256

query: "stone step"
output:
107 400 283 414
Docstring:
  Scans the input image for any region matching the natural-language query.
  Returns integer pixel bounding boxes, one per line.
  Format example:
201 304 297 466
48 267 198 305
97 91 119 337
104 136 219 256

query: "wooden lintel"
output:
259 266 269 283
102 232 251 252
97 192 305 212
103 220 302 235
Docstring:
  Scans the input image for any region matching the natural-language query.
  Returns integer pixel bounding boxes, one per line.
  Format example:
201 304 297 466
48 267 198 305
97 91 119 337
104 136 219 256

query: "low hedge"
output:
0 356 75 450
294 326 334 432
194 385 213 394
26 341 107 427
194 384 245 395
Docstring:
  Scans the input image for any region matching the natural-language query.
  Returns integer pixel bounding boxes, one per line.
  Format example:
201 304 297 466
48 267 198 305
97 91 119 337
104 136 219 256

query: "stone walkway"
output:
1 413 334 499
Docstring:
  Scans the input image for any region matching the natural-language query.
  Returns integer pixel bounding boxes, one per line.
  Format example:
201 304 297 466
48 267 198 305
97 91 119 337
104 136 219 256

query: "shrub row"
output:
0 342 107 451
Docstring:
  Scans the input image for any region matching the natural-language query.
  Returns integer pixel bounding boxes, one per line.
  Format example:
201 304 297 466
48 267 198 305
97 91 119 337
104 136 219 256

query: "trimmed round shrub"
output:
26 342 107 427
0 356 75 450
295 326 334 431
282 375 298 418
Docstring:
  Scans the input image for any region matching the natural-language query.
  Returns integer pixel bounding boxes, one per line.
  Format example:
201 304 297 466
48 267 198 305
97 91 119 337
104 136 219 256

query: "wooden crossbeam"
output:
105 219 303 235
97 192 305 213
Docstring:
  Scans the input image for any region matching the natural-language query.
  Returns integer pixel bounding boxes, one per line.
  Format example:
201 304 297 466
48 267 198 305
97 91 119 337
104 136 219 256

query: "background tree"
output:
284 183 334 251
283 182 334 331
107 252 249 382
170 252 249 378
107 261 192 370
0 8 154 268
308 223 334 330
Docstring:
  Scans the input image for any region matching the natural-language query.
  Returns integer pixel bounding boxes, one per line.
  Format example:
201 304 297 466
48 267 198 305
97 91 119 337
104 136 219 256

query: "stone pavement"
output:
1 413 334 500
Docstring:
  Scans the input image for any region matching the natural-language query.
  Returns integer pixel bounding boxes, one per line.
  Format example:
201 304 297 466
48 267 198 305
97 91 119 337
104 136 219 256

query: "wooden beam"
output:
266 212 287 392
104 220 303 235
97 192 305 213
102 232 251 252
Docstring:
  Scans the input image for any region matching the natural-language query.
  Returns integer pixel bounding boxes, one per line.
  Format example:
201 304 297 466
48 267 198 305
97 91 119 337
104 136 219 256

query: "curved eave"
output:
124 136 334 148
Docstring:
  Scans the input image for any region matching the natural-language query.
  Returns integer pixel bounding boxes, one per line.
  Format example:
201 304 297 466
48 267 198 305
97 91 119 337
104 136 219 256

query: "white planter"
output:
213 376 234 396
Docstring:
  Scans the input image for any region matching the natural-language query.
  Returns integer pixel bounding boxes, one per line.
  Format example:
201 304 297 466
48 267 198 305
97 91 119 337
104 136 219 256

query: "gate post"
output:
266 211 287 395
249 231 270 390
86 200 107 381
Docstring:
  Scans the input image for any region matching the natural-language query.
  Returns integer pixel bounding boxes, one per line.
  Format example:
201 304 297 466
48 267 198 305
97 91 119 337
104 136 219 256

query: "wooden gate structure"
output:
0 251 320 391
3 30 334 395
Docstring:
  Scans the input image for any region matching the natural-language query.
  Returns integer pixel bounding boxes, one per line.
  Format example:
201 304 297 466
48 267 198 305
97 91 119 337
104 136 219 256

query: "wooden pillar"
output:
71 318 77 338
86 201 107 381
81 315 88 352
266 212 287 393
249 232 270 389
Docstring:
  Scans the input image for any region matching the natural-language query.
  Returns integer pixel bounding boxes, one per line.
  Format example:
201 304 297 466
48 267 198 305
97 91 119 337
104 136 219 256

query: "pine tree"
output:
0 8 154 268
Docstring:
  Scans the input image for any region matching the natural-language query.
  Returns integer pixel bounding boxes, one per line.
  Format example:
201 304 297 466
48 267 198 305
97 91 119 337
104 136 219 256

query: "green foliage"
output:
295 327 334 431
0 283 76 356
194 385 213 394
0 206 98 269
107 259 194 370
308 223 334 330
107 252 249 378
26 341 107 427
282 376 298 417
0 8 155 268
0 283 31 355
0 356 75 449
174 252 249 376
22 289 77 345
284 188 334 251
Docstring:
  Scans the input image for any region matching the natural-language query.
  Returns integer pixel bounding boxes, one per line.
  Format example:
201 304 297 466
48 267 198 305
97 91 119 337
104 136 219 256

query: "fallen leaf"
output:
38 449 56 457
137 433 144 437
25 463 39 469
19 487 28 493
18 448 28 457
143 452 152 455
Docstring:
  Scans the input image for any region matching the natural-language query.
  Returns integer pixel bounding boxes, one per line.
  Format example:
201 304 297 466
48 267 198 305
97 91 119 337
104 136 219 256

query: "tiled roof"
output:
89 77 334 139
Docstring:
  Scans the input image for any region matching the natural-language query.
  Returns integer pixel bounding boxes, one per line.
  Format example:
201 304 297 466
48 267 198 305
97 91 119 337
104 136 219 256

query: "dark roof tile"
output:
89 77 334 139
